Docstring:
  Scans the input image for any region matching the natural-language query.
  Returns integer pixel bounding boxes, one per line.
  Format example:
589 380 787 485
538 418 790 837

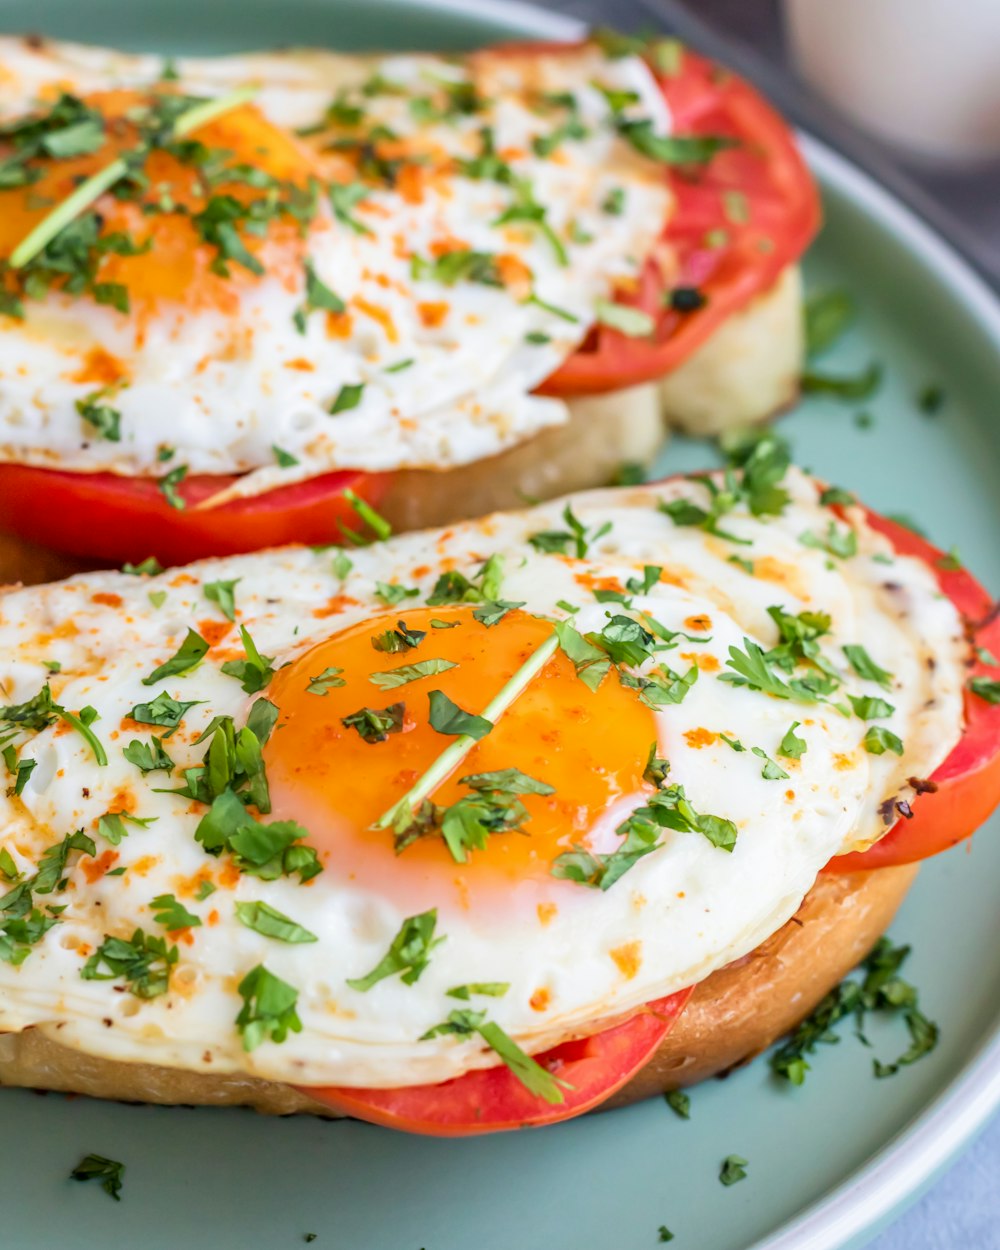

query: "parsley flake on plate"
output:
70 1154 125 1202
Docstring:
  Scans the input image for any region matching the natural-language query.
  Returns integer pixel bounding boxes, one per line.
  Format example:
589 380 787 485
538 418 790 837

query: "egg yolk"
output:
0 88 321 319
264 607 659 912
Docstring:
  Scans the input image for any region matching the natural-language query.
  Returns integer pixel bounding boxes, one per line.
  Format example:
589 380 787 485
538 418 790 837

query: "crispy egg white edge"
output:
0 469 966 1086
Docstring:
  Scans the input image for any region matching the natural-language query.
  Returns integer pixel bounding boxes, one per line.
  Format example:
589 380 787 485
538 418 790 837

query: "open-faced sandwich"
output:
1 452 997 1134
0 32 817 567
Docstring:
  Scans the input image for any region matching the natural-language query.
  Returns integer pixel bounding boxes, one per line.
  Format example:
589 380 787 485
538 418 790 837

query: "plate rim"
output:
389 2 1000 1247
7 2 1000 1246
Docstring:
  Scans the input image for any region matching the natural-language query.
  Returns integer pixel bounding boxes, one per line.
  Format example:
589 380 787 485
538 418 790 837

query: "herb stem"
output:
374 631 558 830
9 85 259 270
57 709 108 767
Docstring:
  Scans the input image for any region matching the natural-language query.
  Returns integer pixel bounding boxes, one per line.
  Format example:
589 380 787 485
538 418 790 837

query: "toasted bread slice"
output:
0 865 915 1117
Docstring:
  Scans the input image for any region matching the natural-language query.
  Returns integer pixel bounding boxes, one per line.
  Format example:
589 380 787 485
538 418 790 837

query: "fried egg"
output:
0 36 671 500
0 468 966 1087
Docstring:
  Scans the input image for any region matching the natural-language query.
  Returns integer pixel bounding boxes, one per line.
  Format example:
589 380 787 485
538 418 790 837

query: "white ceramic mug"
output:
783 0 1000 164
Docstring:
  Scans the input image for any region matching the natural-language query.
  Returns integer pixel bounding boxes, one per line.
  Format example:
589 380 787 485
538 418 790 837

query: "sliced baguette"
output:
0 865 916 1118
658 264 803 436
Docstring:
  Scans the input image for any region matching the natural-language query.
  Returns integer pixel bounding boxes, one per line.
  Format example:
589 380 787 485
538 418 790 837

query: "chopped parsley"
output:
341 702 405 743
528 504 612 558
804 288 855 357
122 557 163 576
420 1008 565 1104
664 1088 690 1119
446 982 510 1000
427 553 507 605
3 748 35 797
719 1156 748 1186
328 181 372 235
493 192 568 266
800 521 857 560
392 768 553 862
158 464 188 510
660 444 790 545
863 726 904 756
771 937 938 1084
375 581 420 607
34 830 96 895
194 790 320 883
236 964 302 1051
122 737 175 774
220 625 275 694
552 772 737 891
601 186 625 215
917 383 945 415
70 1154 125 1202
305 666 346 695
594 298 654 338
76 390 122 442
203 578 240 621
234 900 317 944
142 627 209 686
801 362 882 401
843 644 893 689
329 382 365 416
294 258 345 332
371 620 426 654
81 928 177 998
617 120 733 166
427 690 493 740
343 489 391 543
97 811 153 845
752 746 789 781
347 909 442 991
969 676 1000 705
411 248 502 288
848 694 895 720
150 893 201 930
778 722 807 760
369 658 457 690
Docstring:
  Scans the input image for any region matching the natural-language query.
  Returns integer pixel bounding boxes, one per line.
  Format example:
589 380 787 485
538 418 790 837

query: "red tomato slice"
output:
295 988 692 1137
828 511 1000 870
540 44 821 396
0 463 389 568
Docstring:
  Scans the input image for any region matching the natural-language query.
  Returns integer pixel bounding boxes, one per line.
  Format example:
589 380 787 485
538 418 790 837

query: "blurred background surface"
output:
551 0 1000 289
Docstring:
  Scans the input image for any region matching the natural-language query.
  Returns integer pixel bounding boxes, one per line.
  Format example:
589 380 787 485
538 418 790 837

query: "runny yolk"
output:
0 89 320 320
264 607 658 912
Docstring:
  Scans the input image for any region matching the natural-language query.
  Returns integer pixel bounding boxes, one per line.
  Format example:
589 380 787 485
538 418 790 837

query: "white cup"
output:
783 0 1000 165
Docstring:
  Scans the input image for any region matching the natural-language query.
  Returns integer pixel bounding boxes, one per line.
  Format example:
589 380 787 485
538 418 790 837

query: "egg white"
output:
0 37 672 498
0 469 966 1086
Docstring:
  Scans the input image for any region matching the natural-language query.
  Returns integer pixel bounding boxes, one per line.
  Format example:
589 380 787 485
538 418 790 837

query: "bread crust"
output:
0 865 916 1118
606 862 918 1107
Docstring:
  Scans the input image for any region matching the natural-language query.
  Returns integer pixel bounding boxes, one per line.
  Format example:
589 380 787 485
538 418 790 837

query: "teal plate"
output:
3 3 1000 1248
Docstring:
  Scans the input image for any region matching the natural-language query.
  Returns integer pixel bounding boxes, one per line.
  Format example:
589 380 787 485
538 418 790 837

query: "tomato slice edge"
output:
539 43 821 396
0 462 390 567
828 509 1000 870
293 987 692 1137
